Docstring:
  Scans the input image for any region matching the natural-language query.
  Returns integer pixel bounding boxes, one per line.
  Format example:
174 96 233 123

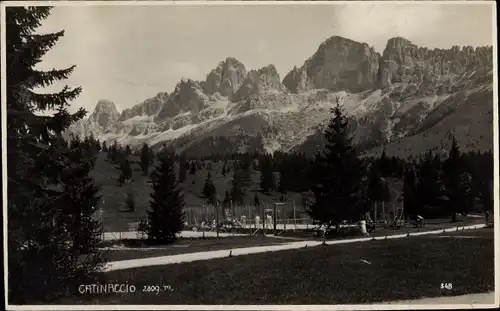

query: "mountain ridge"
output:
67 35 494 158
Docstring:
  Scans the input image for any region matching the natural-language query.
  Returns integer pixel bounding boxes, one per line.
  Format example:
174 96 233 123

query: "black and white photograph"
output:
2 0 498 309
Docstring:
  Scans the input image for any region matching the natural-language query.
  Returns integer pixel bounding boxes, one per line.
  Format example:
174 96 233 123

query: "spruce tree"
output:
202 172 217 206
230 168 246 206
149 146 156 164
403 165 419 219
110 141 118 162
222 190 232 209
278 160 290 194
147 150 186 243
189 161 197 174
6 6 106 303
367 166 384 204
140 143 150 175
118 158 132 185
125 144 132 156
178 153 188 182
125 189 136 212
259 156 275 193
102 141 108 152
308 102 367 229
443 136 470 221
254 193 261 207
417 150 442 210
63 139 104 256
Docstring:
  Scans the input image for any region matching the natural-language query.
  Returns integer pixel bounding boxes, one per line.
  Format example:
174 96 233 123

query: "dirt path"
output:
104 224 486 272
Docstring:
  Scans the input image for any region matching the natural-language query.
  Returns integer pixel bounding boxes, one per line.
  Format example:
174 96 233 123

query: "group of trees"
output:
402 144 493 221
190 105 492 230
6 7 187 303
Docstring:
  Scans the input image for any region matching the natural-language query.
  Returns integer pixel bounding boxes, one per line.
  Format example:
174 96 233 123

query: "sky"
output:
30 2 495 114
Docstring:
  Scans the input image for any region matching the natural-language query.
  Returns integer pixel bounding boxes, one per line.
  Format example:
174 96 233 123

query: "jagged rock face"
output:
90 99 120 127
379 37 494 88
233 65 286 102
201 57 247 100
155 79 210 122
119 92 168 121
68 35 493 157
283 36 381 93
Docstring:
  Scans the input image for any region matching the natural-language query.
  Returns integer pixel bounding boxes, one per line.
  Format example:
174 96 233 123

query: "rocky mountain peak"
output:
155 79 209 122
283 35 380 94
233 64 285 102
201 57 247 100
379 37 494 88
119 92 168 122
90 99 120 127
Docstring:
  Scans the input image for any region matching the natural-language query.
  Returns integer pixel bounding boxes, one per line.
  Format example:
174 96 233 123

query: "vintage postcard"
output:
2 0 498 310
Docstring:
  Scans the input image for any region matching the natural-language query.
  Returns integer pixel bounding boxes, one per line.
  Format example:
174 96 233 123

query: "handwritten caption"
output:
78 283 174 295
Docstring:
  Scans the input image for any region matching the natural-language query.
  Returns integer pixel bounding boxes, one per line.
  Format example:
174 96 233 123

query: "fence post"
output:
293 201 296 230
284 209 287 231
262 203 266 235
273 203 277 236
216 202 219 238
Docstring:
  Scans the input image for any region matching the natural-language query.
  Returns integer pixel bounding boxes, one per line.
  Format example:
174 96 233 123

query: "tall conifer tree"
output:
147 150 186 243
6 6 106 303
308 102 367 229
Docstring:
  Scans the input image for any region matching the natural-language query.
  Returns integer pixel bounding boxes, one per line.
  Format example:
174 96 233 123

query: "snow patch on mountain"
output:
67 35 493 156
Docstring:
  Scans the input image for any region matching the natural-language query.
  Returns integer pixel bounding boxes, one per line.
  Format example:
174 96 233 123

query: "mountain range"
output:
67 36 494 158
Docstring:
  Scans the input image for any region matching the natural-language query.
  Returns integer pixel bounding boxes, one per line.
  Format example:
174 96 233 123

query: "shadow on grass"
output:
73 230 494 305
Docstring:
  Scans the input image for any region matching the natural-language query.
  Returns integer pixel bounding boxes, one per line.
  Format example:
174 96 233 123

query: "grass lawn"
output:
69 229 494 305
103 236 292 261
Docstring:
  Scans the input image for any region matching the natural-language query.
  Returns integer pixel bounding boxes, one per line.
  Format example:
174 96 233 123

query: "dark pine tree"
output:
178 153 188 182
308 102 367 230
416 150 442 211
149 146 156 165
102 141 108 152
125 189 136 212
230 167 246 206
63 134 104 257
202 172 217 206
110 141 118 162
278 159 290 194
377 149 391 177
6 6 106 303
147 150 186 243
118 158 132 185
106 142 114 161
222 190 232 209
443 135 472 221
125 144 132 156
140 143 151 175
259 156 275 193
403 165 419 219
254 193 261 208
189 161 197 175
367 165 384 205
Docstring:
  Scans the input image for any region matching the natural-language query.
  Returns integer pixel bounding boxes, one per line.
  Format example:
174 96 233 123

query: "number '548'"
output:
441 283 452 290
